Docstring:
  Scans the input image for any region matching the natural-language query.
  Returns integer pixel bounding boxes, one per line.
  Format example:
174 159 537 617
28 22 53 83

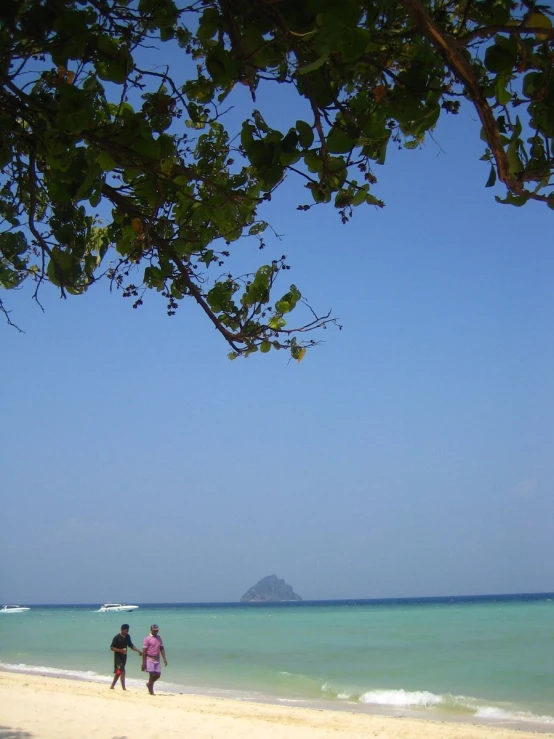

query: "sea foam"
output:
0 662 106 682
356 687 554 726
359 688 446 707
475 706 554 724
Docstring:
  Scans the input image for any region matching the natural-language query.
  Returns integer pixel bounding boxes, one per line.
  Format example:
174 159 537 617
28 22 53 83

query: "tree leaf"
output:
327 127 354 154
298 53 329 75
296 120 314 148
528 12 552 30
484 44 517 74
485 165 497 187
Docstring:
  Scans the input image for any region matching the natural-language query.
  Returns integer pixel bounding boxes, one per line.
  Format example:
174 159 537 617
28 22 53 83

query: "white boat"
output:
97 603 139 613
0 605 30 614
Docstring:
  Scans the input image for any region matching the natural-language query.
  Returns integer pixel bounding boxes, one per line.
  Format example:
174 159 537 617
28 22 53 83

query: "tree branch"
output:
0 297 24 333
460 24 554 44
102 183 241 350
399 0 521 194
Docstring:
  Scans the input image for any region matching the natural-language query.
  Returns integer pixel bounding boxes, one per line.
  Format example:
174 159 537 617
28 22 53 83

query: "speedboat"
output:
1 605 30 614
98 603 139 613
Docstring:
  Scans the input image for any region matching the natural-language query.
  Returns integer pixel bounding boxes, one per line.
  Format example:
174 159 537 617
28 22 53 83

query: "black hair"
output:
121 624 130 630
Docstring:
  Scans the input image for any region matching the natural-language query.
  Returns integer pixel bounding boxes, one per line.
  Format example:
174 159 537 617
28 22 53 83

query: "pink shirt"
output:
143 634 163 658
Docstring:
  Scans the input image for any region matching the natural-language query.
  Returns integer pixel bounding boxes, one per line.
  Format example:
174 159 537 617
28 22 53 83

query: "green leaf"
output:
206 47 238 84
280 150 302 166
241 123 255 150
197 8 220 41
351 185 369 206
248 222 268 236
260 165 284 189
485 165 497 187
252 110 269 133
96 46 132 84
484 44 517 74
246 140 272 168
275 299 290 313
268 315 286 330
97 151 116 170
304 150 323 173
134 136 161 159
327 127 354 154
296 120 314 148
527 12 552 30
495 193 529 206
496 76 511 106
523 72 543 98
507 141 523 175
0 231 27 258
282 129 299 153
298 53 329 75
47 247 79 287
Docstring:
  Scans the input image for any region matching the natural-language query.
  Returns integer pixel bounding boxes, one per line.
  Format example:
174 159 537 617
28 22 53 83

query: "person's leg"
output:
110 672 120 689
148 671 161 694
120 671 126 690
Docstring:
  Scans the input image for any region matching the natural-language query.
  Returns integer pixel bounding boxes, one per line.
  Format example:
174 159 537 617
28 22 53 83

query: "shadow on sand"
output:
0 727 34 738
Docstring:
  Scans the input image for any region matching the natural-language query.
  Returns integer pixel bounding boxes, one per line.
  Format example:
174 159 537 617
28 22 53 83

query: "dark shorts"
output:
114 654 127 674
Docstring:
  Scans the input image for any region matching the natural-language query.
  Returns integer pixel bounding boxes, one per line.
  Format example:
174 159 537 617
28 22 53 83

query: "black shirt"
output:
111 633 135 651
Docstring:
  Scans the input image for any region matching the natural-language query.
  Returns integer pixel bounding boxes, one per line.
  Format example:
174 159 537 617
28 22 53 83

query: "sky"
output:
1 32 554 605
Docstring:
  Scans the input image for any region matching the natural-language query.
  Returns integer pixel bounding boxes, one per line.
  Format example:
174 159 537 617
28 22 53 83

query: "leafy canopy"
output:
1 0 552 358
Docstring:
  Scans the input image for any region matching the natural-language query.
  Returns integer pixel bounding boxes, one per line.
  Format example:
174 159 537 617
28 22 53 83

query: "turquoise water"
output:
1 597 554 728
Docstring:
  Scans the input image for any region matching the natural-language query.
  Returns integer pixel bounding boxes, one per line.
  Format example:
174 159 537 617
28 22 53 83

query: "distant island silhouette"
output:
240 575 303 602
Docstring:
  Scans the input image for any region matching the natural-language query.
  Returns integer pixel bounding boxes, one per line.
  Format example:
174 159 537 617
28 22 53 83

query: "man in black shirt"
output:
110 623 142 690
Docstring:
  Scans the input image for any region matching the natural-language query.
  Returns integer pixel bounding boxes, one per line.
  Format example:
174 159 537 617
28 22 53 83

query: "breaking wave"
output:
325 684 554 726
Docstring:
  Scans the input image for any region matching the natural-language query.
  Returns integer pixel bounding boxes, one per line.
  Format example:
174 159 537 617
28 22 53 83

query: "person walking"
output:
142 623 167 695
110 623 142 690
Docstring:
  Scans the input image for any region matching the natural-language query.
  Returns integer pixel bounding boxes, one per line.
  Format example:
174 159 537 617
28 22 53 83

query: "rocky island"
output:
240 575 303 602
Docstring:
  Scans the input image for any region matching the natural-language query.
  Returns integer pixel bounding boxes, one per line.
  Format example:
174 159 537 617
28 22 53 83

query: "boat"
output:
97 603 139 613
0 605 30 614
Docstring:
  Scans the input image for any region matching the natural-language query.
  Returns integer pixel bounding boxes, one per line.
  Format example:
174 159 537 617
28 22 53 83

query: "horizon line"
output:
8 591 554 607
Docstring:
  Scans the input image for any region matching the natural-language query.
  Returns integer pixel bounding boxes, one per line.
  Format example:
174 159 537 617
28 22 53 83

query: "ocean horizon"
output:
2 592 554 731
12 590 554 607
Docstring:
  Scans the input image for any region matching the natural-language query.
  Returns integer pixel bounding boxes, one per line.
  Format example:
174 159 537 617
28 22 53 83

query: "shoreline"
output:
1 667 554 737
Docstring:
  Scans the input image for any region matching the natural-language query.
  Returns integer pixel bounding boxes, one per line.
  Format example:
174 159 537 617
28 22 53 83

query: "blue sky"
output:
1 42 553 604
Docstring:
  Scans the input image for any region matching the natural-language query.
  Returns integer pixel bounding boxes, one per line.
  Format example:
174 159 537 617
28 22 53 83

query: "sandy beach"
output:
1 671 553 739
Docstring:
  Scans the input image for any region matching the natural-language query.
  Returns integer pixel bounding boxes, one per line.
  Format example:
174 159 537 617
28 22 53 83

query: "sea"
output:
1 594 554 731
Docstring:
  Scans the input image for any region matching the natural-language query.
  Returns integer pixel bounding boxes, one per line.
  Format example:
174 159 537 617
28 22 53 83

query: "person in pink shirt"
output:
142 623 167 695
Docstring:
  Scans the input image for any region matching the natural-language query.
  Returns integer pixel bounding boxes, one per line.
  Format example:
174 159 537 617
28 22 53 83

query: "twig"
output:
0 297 24 333
460 24 554 44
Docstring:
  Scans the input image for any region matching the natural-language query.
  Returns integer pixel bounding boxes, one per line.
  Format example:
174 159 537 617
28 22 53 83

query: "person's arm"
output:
160 646 167 667
126 634 142 655
141 638 148 671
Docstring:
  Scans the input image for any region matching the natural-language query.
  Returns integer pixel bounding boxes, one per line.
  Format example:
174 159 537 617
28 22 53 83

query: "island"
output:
240 575 303 602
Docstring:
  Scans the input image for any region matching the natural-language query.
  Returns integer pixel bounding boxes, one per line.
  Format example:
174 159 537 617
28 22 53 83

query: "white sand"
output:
1 671 553 739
